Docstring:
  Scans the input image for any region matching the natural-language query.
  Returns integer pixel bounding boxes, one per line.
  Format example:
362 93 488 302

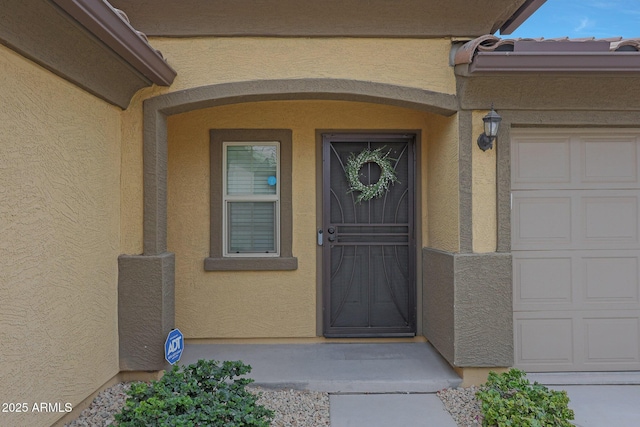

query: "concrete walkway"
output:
329 394 457 427
181 342 640 426
181 342 460 425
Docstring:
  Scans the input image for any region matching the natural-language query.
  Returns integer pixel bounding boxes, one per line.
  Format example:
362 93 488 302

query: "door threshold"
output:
324 333 417 339
186 336 426 345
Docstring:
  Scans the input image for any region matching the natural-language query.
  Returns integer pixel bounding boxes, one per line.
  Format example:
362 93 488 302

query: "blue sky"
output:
503 0 640 39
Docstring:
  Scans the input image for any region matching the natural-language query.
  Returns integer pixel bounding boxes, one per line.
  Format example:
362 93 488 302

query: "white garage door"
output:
512 129 640 372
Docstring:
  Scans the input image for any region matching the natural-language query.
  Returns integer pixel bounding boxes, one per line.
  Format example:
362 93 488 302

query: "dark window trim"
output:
205 129 297 271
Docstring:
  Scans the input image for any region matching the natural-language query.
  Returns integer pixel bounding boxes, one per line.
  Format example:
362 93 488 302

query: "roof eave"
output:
50 0 176 86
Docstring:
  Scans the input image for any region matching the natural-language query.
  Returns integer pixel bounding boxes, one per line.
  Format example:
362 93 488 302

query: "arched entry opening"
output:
118 79 458 370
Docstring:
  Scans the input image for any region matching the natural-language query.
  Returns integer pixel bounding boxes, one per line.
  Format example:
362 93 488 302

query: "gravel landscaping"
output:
64 383 331 427
251 387 330 426
437 386 484 426
65 381 481 427
64 383 130 427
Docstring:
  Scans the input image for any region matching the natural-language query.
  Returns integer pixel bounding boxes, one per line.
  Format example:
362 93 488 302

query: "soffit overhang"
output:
108 0 535 38
1 0 176 109
457 72 640 111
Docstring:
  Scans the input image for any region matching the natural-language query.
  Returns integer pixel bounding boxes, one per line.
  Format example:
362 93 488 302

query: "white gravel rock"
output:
437 386 484 427
65 383 130 427
250 387 330 427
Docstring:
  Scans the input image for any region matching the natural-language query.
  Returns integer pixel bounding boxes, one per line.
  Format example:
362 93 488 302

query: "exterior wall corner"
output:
422 248 513 368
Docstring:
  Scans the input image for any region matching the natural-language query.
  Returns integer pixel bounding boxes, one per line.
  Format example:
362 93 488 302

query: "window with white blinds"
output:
223 142 279 256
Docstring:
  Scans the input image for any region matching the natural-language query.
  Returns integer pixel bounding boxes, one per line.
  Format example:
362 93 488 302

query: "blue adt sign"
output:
165 328 184 365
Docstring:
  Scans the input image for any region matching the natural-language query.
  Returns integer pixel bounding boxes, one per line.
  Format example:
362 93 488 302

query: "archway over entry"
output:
118 78 458 370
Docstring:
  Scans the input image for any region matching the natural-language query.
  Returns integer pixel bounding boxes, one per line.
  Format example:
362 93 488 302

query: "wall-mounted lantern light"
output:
477 107 502 151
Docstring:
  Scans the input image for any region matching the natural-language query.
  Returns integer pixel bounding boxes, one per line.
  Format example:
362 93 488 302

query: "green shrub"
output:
475 368 575 427
113 359 273 427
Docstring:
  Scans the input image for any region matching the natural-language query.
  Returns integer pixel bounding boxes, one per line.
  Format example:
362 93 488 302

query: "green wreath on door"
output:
346 147 399 203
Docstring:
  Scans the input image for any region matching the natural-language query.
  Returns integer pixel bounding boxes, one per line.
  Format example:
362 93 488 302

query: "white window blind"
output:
223 142 279 256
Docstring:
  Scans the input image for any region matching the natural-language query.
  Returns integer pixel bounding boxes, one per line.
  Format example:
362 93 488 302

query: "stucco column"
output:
422 110 513 368
119 101 175 371
118 253 175 370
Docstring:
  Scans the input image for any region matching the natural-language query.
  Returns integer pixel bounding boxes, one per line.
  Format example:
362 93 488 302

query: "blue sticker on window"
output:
267 176 277 186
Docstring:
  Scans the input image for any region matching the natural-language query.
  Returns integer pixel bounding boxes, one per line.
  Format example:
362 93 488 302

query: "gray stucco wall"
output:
423 249 455 363
118 253 175 371
423 248 513 367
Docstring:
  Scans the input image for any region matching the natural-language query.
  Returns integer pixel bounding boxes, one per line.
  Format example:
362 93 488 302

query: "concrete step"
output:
180 342 462 393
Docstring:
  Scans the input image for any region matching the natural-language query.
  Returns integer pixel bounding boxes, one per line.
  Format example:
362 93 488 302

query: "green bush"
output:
475 368 575 427
112 359 273 427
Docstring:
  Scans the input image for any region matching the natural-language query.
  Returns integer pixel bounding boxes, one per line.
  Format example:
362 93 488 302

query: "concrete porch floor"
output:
180 341 462 393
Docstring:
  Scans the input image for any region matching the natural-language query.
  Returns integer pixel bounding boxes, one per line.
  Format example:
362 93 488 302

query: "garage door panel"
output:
512 196 572 248
514 256 573 305
512 137 571 187
584 256 639 303
515 316 574 369
514 250 640 311
582 137 639 185
513 134 640 190
582 195 639 244
584 316 640 365
515 312 640 371
513 190 640 250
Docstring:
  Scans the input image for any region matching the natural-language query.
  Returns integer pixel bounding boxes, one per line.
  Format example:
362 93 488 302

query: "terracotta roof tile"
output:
455 35 640 66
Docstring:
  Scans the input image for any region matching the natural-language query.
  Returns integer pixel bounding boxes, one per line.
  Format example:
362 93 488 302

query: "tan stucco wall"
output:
152 37 456 95
0 45 121 426
167 100 448 338
426 114 460 252
471 110 497 253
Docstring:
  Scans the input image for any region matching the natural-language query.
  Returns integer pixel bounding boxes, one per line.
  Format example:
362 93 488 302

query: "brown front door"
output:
322 133 416 337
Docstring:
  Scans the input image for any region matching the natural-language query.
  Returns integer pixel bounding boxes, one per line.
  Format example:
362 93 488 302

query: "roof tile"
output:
455 35 640 65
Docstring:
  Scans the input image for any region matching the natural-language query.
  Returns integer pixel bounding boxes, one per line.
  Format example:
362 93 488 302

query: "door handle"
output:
327 235 336 242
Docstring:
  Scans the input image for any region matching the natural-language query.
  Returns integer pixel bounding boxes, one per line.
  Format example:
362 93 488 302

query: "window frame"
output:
222 141 280 257
205 129 297 271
